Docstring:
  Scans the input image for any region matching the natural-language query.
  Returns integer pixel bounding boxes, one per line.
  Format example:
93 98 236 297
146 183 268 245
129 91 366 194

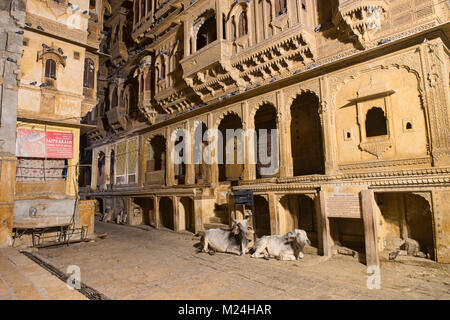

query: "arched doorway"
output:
133 198 154 226
290 92 324 176
159 197 174 230
179 197 195 233
109 150 115 185
278 194 318 247
375 192 435 260
254 195 271 237
97 152 106 190
196 14 217 51
146 135 166 185
218 113 243 182
174 131 186 185
149 135 166 171
254 104 278 179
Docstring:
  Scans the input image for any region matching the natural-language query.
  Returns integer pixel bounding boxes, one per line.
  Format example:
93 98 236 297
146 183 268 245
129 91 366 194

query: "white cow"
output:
251 229 311 261
200 214 252 256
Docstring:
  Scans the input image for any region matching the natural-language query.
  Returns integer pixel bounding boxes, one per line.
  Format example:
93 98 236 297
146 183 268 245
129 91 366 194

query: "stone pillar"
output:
193 199 204 233
77 200 96 237
185 121 195 185
277 90 293 177
216 0 223 40
154 196 160 229
172 196 179 232
268 193 280 235
361 190 380 267
105 148 111 185
253 0 260 43
0 158 16 247
165 127 175 186
194 196 215 232
91 151 98 190
319 191 331 257
432 189 450 263
139 137 146 187
0 0 25 247
319 76 338 175
208 113 219 184
242 101 256 180
261 0 268 40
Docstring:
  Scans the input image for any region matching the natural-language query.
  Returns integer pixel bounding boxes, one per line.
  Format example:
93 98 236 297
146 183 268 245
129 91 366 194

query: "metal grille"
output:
116 142 127 178
127 139 138 175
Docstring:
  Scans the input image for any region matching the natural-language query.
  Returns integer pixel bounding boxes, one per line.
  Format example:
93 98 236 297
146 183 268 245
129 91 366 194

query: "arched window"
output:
301 0 307 10
238 11 248 37
134 1 139 24
365 107 388 137
222 13 226 39
231 18 237 41
141 74 145 92
122 25 127 42
275 0 287 16
145 71 152 91
160 61 166 80
83 58 95 88
45 59 56 79
196 16 217 51
141 0 145 19
111 87 118 108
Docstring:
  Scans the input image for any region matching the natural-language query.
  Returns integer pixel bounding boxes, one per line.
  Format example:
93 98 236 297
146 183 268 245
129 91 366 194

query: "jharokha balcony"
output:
180 39 242 103
106 106 128 132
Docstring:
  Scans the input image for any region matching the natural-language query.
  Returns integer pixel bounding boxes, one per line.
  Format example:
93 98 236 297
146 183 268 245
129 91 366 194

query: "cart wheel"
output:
208 249 216 256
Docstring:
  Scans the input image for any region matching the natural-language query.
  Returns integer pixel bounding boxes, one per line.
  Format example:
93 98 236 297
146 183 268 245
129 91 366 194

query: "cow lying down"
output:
251 229 311 261
200 215 253 256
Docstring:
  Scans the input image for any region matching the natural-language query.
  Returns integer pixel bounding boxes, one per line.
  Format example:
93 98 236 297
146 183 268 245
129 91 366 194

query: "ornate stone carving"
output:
359 139 393 159
333 0 389 49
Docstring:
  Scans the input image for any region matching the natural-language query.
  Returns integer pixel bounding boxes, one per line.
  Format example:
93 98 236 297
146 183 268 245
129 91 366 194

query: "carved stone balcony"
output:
106 106 128 132
87 120 107 142
180 39 244 103
333 0 389 49
138 91 159 124
87 13 103 49
231 24 317 87
110 41 129 67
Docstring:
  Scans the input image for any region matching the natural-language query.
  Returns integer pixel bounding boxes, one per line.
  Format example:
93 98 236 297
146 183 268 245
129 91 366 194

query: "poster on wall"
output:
16 129 74 159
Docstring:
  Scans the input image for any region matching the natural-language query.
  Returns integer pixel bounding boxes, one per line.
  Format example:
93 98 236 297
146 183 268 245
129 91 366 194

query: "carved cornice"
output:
26 13 88 44
339 157 431 170
235 167 450 192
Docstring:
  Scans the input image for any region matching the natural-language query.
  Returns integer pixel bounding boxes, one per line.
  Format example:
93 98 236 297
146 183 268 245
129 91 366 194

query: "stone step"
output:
208 216 227 224
203 223 230 230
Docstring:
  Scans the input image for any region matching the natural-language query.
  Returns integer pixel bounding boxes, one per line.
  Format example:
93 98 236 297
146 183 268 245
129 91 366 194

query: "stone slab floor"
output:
0 248 86 300
33 220 450 300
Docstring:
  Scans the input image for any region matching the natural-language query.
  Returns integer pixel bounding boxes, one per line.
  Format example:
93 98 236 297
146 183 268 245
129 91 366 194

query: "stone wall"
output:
0 0 25 247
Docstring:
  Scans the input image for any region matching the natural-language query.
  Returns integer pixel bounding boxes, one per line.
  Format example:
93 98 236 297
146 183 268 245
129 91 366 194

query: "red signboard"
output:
16 129 74 159
46 131 74 159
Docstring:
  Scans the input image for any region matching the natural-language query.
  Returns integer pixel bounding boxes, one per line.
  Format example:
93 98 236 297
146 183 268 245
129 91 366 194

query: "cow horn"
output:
231 211 237 223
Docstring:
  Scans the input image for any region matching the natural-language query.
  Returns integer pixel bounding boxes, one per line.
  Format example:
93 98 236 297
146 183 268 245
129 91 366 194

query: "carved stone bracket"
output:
333 0 389 49
359 139 393 159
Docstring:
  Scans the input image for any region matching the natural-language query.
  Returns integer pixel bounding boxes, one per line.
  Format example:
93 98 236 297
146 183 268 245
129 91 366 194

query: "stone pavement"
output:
0 248 86 300
34 220 450 300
